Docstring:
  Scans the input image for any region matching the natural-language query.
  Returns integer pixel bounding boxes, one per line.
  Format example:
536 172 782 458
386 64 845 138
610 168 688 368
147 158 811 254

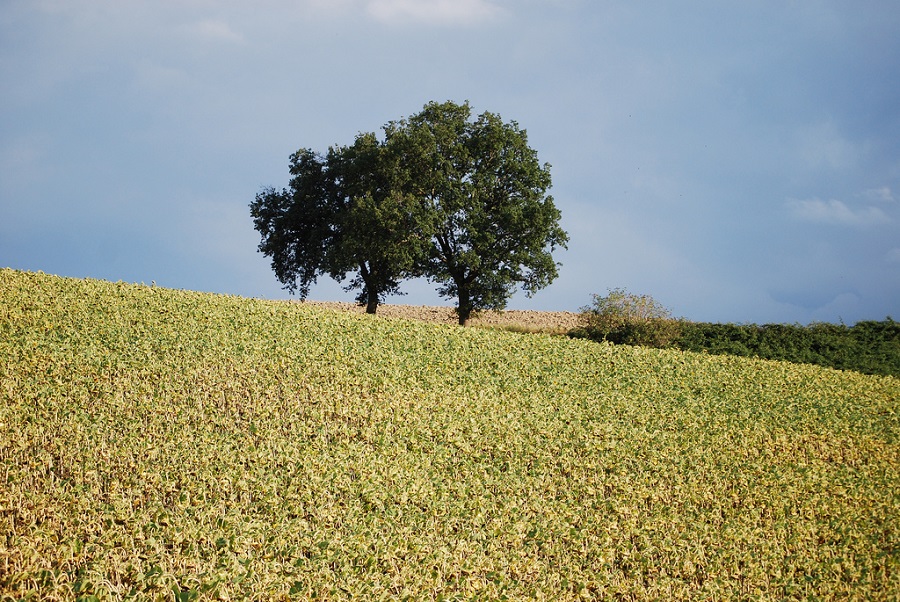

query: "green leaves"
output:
253 136 426 313
1 269 898 600
385 100 568 324
255 100 568 324
578 288 682 348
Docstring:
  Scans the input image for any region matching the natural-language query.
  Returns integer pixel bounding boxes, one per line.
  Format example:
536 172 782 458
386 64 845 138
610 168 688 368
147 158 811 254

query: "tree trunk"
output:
365 288 378 314
360 263 378 314
457 286 472 326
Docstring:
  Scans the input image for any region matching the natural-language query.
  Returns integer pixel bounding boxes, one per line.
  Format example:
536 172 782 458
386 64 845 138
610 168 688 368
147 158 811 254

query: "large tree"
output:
252 101 567 322
386 101 569 325
326 133 430 313
250 148 330 300
250 133 426 314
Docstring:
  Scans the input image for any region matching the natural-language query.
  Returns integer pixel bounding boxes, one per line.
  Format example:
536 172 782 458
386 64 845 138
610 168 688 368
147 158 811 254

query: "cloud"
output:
0 135 46 192
190 19 245 44
132 60 193 93
786 197 891 226
793 120 861 171
886 248 900 264
366 0 503 26
861 186 895 203
301 0 360 14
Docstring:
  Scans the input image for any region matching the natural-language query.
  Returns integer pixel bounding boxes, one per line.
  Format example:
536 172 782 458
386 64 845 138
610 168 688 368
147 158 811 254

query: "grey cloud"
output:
365 0 504 26
786 198 891 227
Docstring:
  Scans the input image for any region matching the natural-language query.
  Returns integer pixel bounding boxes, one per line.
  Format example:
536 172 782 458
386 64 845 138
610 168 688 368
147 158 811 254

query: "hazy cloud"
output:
886 248 900 264
793 120 860 171
366 0 503 26
861 186 895 203
787 197 891 227
190 19 245 44
132 60 193 94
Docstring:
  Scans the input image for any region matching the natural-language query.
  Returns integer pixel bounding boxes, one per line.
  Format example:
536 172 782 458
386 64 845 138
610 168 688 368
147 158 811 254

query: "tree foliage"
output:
325 133 430 313
577 288 681 348
675 317 900 376
575 288 899 376
385 101 569 324
250 149 330 300
251 100 568 321
250 134 428 313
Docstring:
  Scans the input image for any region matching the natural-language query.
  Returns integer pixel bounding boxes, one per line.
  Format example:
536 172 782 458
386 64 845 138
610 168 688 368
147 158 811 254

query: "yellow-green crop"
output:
1 269 897 600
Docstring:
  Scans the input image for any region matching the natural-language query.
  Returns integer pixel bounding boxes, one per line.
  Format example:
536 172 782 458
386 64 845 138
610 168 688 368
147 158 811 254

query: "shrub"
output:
578 288 681 348
674 318 900 377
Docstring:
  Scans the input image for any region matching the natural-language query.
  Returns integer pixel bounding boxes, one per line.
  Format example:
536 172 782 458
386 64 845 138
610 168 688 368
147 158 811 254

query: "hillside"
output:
1 269 898 600
300 300 582 331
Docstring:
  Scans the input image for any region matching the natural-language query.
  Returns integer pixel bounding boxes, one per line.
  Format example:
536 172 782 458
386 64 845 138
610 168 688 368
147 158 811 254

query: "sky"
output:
2 0 899 325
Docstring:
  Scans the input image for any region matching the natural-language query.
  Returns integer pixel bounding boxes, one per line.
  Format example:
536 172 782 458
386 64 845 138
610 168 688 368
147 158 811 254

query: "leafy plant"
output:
385 101 569 325
577 288 681 348
1 269 897 600
253 100 569 323
676 318 900 376
251 134 429 314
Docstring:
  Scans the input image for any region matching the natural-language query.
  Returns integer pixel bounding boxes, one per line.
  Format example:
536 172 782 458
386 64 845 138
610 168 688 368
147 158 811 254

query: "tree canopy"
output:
250 133 427 313
251 100 568 322
385 101 568 324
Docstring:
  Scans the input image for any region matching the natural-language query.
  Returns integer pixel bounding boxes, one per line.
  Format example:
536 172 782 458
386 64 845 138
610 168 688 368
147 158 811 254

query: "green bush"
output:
574 288 899 376
577 288 681 348
675 318 900 377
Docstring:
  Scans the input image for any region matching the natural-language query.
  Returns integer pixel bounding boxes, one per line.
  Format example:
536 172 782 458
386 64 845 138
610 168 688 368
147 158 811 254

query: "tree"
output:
325 133 430 313
252 100 568 322
385 100 569 325
250 133 427 314
250 149 330 300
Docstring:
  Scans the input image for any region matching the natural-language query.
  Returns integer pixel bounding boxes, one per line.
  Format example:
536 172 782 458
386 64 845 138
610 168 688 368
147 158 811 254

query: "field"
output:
299 301 581 333
1 268 898 600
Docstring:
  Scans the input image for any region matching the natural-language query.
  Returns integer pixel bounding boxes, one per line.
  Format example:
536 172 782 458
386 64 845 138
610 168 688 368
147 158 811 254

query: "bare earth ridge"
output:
300 300 582 332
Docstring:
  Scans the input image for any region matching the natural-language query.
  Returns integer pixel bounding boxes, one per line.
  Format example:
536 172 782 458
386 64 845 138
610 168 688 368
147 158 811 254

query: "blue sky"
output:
2 0 898 324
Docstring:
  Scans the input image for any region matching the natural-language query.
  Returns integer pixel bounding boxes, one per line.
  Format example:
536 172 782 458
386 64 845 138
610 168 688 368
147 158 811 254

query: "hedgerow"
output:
675 319 900 377
573 289 898 376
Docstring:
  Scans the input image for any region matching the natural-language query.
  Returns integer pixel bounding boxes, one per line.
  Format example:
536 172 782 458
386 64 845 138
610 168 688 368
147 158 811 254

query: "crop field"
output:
297 301 582 333
1 269 898 600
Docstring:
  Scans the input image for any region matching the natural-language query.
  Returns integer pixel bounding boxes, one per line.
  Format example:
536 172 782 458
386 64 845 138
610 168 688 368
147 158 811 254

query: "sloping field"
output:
1 269 898 600
299 301 582 332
